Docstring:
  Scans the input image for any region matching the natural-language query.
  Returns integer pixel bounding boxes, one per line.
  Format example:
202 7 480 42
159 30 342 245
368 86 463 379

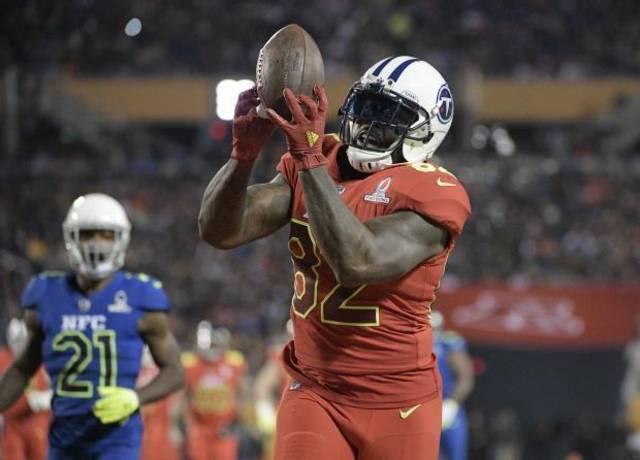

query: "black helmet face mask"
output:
339 83 426 154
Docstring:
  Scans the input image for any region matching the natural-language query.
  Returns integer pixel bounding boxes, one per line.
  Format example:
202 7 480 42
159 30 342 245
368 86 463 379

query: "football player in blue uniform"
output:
432 310 474 460
0 193 184 460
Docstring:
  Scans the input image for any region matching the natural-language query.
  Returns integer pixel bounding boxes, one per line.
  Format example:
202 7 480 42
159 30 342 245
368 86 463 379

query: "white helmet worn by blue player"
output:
339 56 454 173
63 193 131 280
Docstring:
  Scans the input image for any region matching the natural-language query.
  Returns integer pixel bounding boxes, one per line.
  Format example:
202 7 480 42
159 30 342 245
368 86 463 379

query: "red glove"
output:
231 87 275 162
266 85 328 170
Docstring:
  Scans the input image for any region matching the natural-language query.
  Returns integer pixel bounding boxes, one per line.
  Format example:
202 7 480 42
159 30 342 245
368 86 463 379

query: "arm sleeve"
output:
20 276 46 310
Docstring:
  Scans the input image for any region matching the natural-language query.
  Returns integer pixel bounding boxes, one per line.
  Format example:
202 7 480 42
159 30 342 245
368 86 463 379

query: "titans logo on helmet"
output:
436 85 454 124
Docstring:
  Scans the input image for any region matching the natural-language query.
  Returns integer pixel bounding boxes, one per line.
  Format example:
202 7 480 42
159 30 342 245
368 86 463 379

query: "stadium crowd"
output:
2 0 640 78
3 121 639 320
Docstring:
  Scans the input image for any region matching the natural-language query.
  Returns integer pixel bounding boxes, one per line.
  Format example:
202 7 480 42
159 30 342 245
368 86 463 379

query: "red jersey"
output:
276 135 471 408
182 350 247 431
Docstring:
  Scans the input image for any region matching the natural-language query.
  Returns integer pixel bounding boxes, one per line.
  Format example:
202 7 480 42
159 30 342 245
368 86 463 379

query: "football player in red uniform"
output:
138 347 180 460
199 56 471 460
0 319 51 460
182 321 247 460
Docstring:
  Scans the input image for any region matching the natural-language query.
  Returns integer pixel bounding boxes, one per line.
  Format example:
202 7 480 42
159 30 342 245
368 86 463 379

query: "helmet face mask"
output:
63 194 131 280
339 56 453 173
340 82 428 154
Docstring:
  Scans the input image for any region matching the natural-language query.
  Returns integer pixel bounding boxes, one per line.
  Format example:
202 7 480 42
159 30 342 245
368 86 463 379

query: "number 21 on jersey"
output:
52 330 117 398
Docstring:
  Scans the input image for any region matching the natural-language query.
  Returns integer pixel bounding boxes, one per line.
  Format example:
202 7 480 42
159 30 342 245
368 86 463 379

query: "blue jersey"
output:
20 270 169 420
434 331 467 399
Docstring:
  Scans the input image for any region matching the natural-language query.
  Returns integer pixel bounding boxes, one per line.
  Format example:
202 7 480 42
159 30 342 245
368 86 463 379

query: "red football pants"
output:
140 425 178 460
274 383 442 460
187 424 238 460
1 418 48 460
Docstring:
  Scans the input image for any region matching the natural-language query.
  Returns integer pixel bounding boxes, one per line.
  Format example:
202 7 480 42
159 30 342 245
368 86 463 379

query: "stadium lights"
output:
124 18 142 37
215 79 254 120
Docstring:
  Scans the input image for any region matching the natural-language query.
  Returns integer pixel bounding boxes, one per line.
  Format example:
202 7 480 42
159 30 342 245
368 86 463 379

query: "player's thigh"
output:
95 443 141 460
361 396 441 460
26 422 49 460
186 426 212 460
47 442 140 460
209 436 239 460
274 387 354 460
46 446 81 460
2 429 28 460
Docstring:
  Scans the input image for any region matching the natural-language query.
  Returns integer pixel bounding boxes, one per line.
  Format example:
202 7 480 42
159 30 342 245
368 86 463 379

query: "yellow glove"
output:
92 386 140 424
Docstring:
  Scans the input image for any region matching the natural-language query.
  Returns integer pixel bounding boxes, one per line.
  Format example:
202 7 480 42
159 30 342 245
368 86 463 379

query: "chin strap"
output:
345 146 395 173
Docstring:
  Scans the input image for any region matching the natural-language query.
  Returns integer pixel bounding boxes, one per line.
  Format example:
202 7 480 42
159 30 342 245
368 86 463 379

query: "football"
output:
256 24 325 119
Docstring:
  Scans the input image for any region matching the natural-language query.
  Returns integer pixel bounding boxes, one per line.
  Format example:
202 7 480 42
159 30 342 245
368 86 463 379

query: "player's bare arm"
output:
267 86 448 286
198 169 291 249
137 311 184 405
447 349 474 403
0 310 43 411
301 169 447 286
198 87 292 248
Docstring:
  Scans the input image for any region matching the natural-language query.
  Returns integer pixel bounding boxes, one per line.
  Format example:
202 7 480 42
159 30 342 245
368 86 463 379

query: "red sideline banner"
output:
435 284 640 348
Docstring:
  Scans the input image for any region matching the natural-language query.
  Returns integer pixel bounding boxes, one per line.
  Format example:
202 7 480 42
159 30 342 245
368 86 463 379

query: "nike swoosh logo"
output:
399 404 421 419
437 178 456 187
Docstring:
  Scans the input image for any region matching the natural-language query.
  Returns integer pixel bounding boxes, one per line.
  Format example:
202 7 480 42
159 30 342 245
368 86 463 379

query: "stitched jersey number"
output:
52 330 118 398
289 219 379 326
410 162 457 177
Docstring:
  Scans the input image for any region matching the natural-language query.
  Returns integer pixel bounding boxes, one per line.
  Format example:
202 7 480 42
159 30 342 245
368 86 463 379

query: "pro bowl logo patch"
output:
364 177 392 204
436 84 454 124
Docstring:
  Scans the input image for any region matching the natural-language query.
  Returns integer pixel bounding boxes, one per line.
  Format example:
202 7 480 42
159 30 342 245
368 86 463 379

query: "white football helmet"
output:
62 193 131 280
339 56 454 173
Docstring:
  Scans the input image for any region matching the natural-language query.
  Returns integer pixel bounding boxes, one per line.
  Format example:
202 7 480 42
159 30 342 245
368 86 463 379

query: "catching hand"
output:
93 386 140 424
266 85 328 170
231 87 275 162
